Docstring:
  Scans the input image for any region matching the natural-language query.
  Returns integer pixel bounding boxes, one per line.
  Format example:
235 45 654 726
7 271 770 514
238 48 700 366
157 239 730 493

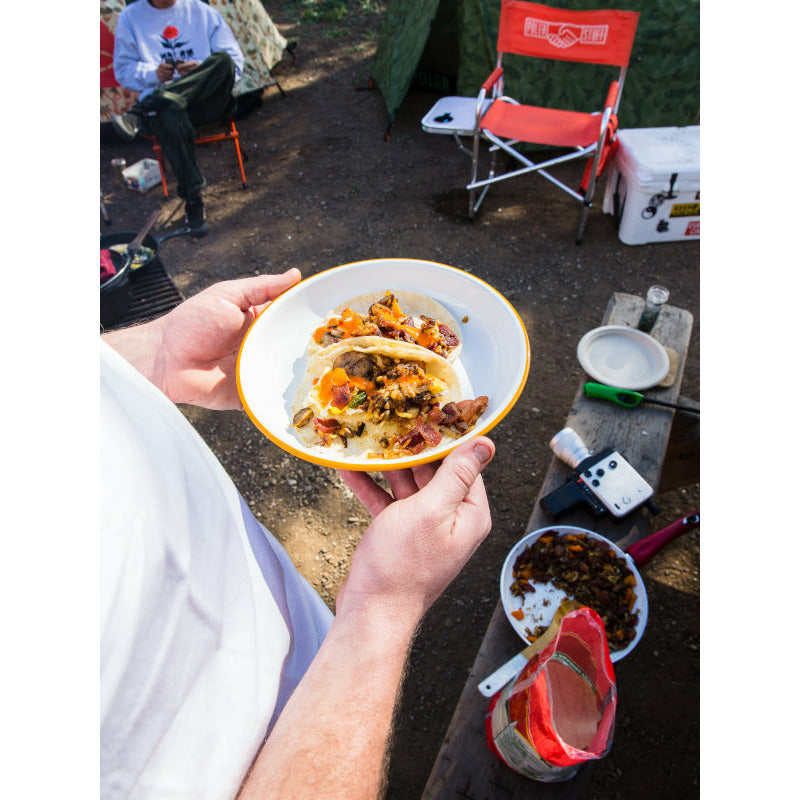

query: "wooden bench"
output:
422 292 696 800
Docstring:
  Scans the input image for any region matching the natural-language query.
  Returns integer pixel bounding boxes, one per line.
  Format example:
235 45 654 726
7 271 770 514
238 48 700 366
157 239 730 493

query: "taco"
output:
291 337 488 459
308 290 463 361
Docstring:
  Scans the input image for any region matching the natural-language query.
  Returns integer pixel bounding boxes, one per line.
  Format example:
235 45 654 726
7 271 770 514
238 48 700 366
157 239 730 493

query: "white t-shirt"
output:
113 0 245 99
100 341 332 800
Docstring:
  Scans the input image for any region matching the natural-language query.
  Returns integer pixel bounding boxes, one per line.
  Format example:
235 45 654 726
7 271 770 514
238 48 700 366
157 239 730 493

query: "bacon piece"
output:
454 396 489 424
438 323 460 347
414 418 442 447
314 417 341 434
440 402 459 424
426 406 445 425
395 429 426 454
330 383 351 409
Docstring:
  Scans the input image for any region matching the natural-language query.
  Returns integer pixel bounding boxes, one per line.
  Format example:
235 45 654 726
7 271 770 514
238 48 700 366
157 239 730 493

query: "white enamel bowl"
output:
236 258 530 470
500 525 649 662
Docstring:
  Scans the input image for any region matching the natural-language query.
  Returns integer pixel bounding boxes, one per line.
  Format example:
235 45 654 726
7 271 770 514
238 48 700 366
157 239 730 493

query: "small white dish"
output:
577 325 669 390
236 258 530 470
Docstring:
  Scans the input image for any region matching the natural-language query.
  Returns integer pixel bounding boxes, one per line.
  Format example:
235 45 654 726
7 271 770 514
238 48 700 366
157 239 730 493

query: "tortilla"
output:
291 337 487 460
307 290 463 361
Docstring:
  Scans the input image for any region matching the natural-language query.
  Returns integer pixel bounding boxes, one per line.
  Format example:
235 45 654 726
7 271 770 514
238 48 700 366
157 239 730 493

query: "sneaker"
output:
185 199 210 237
110 111 143 143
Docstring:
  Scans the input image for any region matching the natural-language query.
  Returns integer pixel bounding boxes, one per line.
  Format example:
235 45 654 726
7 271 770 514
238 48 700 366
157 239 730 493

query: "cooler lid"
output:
615 126 700 186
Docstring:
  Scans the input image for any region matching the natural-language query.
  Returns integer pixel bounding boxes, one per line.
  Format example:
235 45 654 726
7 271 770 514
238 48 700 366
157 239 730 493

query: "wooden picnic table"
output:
422 291 697 800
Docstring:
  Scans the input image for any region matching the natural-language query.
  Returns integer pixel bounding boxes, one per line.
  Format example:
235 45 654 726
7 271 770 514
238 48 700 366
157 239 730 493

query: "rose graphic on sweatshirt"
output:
160 25 188 62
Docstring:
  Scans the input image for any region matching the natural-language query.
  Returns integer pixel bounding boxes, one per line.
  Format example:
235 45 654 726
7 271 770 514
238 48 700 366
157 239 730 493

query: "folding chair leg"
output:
152 142 169 197
269 70 287 98
575 151 602 244
576 202 591 245
232 131 247 189
469 133 481 218
468 139 498 218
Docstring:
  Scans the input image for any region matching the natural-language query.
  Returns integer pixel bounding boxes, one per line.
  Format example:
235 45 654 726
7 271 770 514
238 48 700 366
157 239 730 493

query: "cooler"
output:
602 126 700 245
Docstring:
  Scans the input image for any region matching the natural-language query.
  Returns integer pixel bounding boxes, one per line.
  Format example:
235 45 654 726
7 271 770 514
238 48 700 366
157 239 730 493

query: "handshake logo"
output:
524 18 608 49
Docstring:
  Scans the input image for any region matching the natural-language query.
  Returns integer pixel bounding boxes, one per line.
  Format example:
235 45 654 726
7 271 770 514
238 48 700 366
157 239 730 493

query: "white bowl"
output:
500 525 649 662
236 258 530 470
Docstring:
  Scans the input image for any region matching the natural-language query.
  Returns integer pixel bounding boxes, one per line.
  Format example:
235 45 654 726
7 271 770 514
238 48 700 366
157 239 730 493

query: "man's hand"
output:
239 438 494 800
102 269 301 410
337 437 495 626
175 59 199 76
156 62 177 83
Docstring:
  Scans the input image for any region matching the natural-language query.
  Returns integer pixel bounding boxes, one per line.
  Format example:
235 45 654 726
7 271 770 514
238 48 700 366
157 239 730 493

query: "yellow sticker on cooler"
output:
669 202 700 218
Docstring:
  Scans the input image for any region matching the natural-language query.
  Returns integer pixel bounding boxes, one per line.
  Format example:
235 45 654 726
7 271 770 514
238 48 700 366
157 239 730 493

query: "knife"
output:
478 599 583 698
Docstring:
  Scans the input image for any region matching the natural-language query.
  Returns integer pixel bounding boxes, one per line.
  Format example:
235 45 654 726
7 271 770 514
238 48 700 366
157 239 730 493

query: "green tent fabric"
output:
372 0 699 130
371 0 443 121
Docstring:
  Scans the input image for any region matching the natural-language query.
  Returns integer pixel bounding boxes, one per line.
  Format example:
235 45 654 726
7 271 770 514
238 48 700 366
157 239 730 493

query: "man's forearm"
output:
237 604 419 800
102 320 166 394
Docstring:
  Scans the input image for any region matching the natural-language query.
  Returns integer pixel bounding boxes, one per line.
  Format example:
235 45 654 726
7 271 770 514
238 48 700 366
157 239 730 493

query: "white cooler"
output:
602 126 699 245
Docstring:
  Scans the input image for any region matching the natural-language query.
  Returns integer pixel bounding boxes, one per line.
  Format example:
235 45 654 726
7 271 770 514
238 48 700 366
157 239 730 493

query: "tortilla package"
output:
308 290 463 361
291 337 487 459
485 607 617 783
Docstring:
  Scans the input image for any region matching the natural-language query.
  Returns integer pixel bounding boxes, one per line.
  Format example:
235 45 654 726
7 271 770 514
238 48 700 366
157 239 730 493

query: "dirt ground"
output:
99 3 699 797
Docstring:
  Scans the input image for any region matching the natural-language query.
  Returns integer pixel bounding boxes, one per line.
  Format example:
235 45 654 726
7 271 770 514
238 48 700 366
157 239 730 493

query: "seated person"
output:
111 0 245 236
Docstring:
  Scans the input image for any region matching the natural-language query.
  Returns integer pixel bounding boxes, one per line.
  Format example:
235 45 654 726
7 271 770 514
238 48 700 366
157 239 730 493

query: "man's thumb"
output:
237 269 302 313
426 437 494 508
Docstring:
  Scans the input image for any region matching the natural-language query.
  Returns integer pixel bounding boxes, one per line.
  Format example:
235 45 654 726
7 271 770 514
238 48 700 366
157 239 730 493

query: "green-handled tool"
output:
583 382 700 415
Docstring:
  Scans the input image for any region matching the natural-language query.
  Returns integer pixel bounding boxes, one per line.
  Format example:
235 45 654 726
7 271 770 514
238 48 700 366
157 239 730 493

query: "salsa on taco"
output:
309 291 462 360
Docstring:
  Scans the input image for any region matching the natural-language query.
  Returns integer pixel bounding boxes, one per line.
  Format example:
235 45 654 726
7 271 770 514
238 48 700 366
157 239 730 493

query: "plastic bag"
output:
485 607 617 782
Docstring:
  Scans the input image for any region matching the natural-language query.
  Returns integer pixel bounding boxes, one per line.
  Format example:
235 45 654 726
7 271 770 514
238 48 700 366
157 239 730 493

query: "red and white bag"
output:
485 607 617 782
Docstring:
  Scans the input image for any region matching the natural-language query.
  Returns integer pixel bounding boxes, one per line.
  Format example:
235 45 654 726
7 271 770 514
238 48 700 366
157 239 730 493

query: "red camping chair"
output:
468 0 639 243
149 118 247 198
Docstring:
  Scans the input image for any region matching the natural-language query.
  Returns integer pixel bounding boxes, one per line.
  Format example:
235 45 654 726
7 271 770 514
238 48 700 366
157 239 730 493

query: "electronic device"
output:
540 427 660 519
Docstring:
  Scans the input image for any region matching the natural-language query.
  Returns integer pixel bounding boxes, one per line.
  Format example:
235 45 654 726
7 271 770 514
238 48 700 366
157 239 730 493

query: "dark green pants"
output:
135 52 237 202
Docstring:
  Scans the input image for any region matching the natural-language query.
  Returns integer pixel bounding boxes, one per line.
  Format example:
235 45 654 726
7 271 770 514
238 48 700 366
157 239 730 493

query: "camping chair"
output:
468 0 639 243
149 117 247 198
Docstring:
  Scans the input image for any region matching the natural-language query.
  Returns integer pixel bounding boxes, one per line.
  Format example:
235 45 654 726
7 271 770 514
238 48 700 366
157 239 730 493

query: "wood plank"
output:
421 293 694 800
659 404 700 492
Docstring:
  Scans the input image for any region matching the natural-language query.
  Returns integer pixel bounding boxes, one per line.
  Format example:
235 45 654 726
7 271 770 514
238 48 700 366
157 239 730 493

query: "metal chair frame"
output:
150 117 247 198
467 1 639 243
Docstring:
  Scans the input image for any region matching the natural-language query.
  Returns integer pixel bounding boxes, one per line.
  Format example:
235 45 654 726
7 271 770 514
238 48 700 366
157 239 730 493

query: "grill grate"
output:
103 257 184 330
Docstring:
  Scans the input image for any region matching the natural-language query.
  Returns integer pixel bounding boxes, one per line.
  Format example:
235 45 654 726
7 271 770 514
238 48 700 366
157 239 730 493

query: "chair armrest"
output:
481 67 504 94
581 83 622 196
475 67 503 122
593 80 620 144
475 67 503 128
604 80 620 113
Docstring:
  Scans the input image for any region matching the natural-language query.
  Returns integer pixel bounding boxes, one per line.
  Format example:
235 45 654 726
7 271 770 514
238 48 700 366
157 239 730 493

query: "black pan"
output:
107 209 161 273
100 224 190 328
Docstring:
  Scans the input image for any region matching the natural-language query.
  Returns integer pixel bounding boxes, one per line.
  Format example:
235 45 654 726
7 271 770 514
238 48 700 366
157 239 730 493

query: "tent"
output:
371 0 700 130
100 0 288 123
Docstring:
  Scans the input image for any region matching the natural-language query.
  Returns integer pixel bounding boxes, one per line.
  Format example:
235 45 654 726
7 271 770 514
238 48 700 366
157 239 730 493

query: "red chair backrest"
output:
100 20 120 88
497 1 639 68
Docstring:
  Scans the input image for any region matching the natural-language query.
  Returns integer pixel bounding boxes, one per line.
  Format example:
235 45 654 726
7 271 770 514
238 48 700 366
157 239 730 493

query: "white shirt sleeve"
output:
112 12 161 94
209 12 245 82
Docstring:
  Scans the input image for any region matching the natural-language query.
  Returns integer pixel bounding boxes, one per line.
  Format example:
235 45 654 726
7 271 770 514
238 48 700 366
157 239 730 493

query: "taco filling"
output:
312 292 460 359
292 345 487 458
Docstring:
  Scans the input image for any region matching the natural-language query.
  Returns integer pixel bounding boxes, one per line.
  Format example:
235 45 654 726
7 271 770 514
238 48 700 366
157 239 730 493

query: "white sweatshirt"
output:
113 0 244 99
100 341 333 799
